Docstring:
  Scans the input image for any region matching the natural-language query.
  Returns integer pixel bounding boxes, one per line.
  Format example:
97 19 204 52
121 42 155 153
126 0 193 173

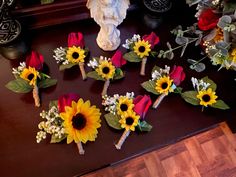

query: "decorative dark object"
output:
0 0 27 60
142 0 172 29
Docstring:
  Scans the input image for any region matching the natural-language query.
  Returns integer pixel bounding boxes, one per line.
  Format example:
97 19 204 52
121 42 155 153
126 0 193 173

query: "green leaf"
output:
202 76 217 91
38 79 57 89
181 91 200 106
137 120 152 132
84 47 90 56
87 71 105 81
113 68 125 80
5 78 33 93
152 65 161 73
174 87 183 94
123 51 142 62
104 113 122 130
50 134 66 143
59 63 77 71
141 80 159 95
49 100 58 109
211 100 230 110
150 51 158 58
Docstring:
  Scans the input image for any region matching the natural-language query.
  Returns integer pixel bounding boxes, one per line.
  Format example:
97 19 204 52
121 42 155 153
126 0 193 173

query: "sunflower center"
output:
202 94 210 102
126 117 134 125
102 67 110 74
72 113 86 130
138 46 146 53
161 82 168 89
72 52 79 59
120 104 128 111
27 73 34 81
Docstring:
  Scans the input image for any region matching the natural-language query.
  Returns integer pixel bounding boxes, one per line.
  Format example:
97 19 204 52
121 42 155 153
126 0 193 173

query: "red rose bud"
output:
26 51 44 71
68 32 85 48
169 65 186 86
198 9 220 31
58 93 80 113
111 50 126 68
142 32 160 49
133 95 152 120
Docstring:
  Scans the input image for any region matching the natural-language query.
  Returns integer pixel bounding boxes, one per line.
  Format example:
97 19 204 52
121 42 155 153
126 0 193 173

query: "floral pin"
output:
141 65 185 109
102 92 152 150
87 50 126 96
181 77 230 111
123 32 159 75
36 93 101 155
6 51 57 107
53 32 89 80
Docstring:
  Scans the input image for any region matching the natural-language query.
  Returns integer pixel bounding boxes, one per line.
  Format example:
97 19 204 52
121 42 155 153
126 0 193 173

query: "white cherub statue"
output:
86 0 130 51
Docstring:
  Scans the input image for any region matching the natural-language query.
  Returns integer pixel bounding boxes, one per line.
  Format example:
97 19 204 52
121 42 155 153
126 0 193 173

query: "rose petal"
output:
111 50 126 68
169 65 186 86
142 32 160 49
133 95 152 120
68 32 85 48
58 93 80 113
26 51 44 71
198 9 220 31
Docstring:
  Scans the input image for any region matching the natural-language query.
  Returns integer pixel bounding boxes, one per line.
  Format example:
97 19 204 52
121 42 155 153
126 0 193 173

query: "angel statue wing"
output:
86 0 130 26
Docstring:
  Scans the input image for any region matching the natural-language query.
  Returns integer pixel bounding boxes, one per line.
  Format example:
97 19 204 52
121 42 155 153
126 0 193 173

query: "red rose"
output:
142 32 160 49
111 50 126 68
26 51 44 71
198 9 220 31
169 65 185 86
133 95 152 120
68 32 85 48
58 93 80 113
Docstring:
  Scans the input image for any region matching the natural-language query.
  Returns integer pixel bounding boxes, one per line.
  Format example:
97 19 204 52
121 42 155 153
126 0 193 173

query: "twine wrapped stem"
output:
79 62 87 80
102 79 110 96
33 85 40 107
115 130 130 150
76 141 85 155
140 57 147 76
152 93 167 109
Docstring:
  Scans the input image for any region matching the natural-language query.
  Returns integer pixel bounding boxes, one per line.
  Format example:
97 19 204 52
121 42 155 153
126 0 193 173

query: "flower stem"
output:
115 130 130 150
76 141 85 155
152 93 166 109
33 85 40 107
190 56 208 67
140 57 147 76
102 79 110 96
79 62 87 80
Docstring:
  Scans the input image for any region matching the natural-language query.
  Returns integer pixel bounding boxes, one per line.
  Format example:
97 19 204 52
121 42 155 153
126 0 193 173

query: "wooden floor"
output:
82 122 236 177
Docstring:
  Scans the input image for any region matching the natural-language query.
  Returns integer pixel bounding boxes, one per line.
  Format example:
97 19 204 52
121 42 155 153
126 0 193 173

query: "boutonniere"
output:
36 93 102 155
181 77 230 111
123 32 160 75
141 65 185 108
53 32 89 80
87 50 126 96
6 51 57 107
102 92 152 150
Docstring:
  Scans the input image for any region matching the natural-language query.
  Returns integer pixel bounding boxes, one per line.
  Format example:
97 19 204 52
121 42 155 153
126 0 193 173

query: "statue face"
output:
99 0 115 6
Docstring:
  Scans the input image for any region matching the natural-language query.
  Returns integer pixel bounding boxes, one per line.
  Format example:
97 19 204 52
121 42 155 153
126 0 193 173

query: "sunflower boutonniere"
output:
123 32 160 76
181 77 230 111
87 50 126 96
102 92 152 150
36 93 102 155
5 51 57 107
53 32 89 80
141 65 185 109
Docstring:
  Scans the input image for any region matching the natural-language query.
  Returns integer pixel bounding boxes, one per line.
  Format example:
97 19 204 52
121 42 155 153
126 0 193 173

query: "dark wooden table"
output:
0 1 235 177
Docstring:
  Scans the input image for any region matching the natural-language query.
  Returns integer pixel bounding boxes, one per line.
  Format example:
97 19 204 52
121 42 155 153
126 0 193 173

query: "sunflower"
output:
96 60 115 80
230 48 236 62
66 46 86 63
133 40 151 58
196 88 218 107
60 99 101 144
213 28 224 43
119 110 140 131
20 66 39 86
116 96 134 116
155 76 173 95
